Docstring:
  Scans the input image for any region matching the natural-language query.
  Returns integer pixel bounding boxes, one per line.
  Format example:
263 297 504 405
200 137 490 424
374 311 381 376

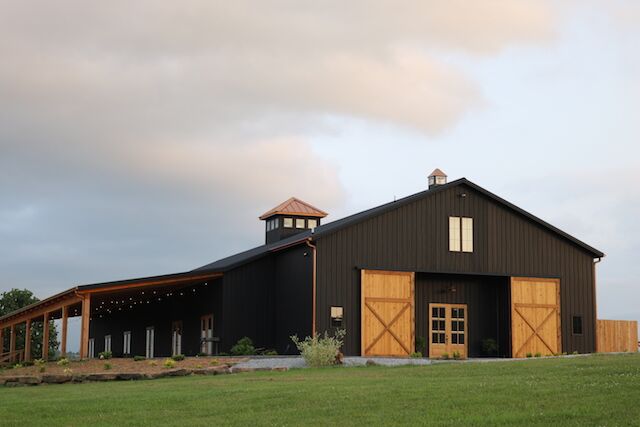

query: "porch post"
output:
9 324 16 362
80 294 91 359
24 319 32 362
0 327 4 354
61 305 68 357
42 312 50 360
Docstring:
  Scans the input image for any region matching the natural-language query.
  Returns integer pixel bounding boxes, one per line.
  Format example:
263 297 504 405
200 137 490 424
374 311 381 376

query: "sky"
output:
1 1 639 349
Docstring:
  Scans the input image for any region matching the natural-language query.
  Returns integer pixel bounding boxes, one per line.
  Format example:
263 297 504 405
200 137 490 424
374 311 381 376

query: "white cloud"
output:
0 0 556 295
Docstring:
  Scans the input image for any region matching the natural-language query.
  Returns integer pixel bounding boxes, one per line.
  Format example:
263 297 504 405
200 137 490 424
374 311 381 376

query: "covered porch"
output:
0 270 223 363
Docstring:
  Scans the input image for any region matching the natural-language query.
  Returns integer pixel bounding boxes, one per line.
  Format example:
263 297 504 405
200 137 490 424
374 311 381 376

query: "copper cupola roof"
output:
259 197 328 220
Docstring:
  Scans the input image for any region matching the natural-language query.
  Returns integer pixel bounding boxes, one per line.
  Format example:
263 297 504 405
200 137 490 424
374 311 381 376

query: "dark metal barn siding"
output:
221 256 275 353
315 183 596 356
220 246 312 354
273 245 313 354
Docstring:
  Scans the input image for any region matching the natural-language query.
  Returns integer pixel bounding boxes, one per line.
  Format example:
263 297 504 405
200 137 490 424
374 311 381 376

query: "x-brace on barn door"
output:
511 277 561 358
361 270 415 357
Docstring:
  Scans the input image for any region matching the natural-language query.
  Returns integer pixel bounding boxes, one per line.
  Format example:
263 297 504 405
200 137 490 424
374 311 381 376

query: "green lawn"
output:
1 354 639 426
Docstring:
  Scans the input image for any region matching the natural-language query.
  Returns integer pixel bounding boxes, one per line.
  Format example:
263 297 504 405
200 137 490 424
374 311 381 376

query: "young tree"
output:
0 289 59 360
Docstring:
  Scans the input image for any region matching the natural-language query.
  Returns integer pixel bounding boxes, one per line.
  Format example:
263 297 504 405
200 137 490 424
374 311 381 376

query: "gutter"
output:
593 256 603 351
305 238 317 337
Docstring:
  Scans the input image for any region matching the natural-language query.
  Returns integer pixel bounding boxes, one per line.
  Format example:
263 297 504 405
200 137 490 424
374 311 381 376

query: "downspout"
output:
593 257 602 352
306 238 317 338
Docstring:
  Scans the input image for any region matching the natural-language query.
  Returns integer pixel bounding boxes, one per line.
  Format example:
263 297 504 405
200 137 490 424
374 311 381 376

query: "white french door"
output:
200 314 213 355
104 335 112 353
172 321 183 356
123 331 131 355
145 327 155 359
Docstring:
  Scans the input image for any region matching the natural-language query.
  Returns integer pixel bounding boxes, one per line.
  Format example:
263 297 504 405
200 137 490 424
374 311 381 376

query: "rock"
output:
230 367 255 373
4 376 41 386
116 373 145 381
85 373 118 382
365 359 378 366
271 367 289 372
165 368 192 377
212 366 231 375
192 368 220 376
145 371 170 380
72 374 88 383
42 374 72 384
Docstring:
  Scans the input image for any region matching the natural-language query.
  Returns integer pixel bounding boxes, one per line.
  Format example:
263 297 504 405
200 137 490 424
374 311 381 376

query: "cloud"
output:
0 1 556 296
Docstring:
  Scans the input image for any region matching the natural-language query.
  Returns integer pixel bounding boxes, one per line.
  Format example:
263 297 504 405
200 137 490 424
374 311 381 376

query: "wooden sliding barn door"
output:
511 277 561 358
361 270 415 357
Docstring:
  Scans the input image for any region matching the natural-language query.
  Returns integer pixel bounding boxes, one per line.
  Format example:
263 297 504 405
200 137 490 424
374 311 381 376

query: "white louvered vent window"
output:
462 217 473 252
449 216 473 253
449 217 461 252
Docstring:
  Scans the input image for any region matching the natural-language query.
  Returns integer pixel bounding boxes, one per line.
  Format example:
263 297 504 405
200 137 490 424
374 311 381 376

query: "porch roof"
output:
0 270 223 327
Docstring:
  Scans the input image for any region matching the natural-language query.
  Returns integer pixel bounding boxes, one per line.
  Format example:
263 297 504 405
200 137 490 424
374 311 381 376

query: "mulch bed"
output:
0 356 266 387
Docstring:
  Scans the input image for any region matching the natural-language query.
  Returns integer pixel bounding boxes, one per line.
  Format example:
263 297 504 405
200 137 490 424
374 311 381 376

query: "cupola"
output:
259 197 328 244
428 168 447 189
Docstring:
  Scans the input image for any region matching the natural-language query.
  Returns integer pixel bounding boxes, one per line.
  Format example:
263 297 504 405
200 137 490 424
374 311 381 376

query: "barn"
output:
1 170 636 362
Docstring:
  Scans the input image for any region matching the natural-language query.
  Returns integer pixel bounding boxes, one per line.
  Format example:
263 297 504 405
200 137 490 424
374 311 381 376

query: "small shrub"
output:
35 358 46 373
13 363 23 369
410 352 422 358
133 355 146 362
163 358 176 369
22 360 34 367
63 368 73 374
98 351 112 360
415 336 426 355
148 361 157 367
231 337 256 356
57 358 70 366
196 352 209 357
195 364 203 369
171 354 185 362
481 338 498 356
572 351 579 355
441 353 450 360
291 329 346 368
452 351 461 360
534 352 542 358
103 363 112 370
261 349 278 356
210 359 219 366
525 352 533 358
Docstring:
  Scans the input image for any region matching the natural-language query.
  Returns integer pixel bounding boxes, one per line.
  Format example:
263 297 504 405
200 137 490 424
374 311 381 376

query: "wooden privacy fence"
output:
596 320 638 353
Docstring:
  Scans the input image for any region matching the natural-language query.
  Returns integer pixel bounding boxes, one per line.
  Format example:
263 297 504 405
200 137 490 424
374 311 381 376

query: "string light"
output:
90 282 212 316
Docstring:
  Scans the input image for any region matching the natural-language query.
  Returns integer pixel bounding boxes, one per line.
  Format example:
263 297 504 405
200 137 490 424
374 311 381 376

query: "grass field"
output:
0 353 639 426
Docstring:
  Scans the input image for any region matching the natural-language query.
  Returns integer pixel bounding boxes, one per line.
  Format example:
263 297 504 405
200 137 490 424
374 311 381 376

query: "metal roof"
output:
196 177 604 272
259 197 328 220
